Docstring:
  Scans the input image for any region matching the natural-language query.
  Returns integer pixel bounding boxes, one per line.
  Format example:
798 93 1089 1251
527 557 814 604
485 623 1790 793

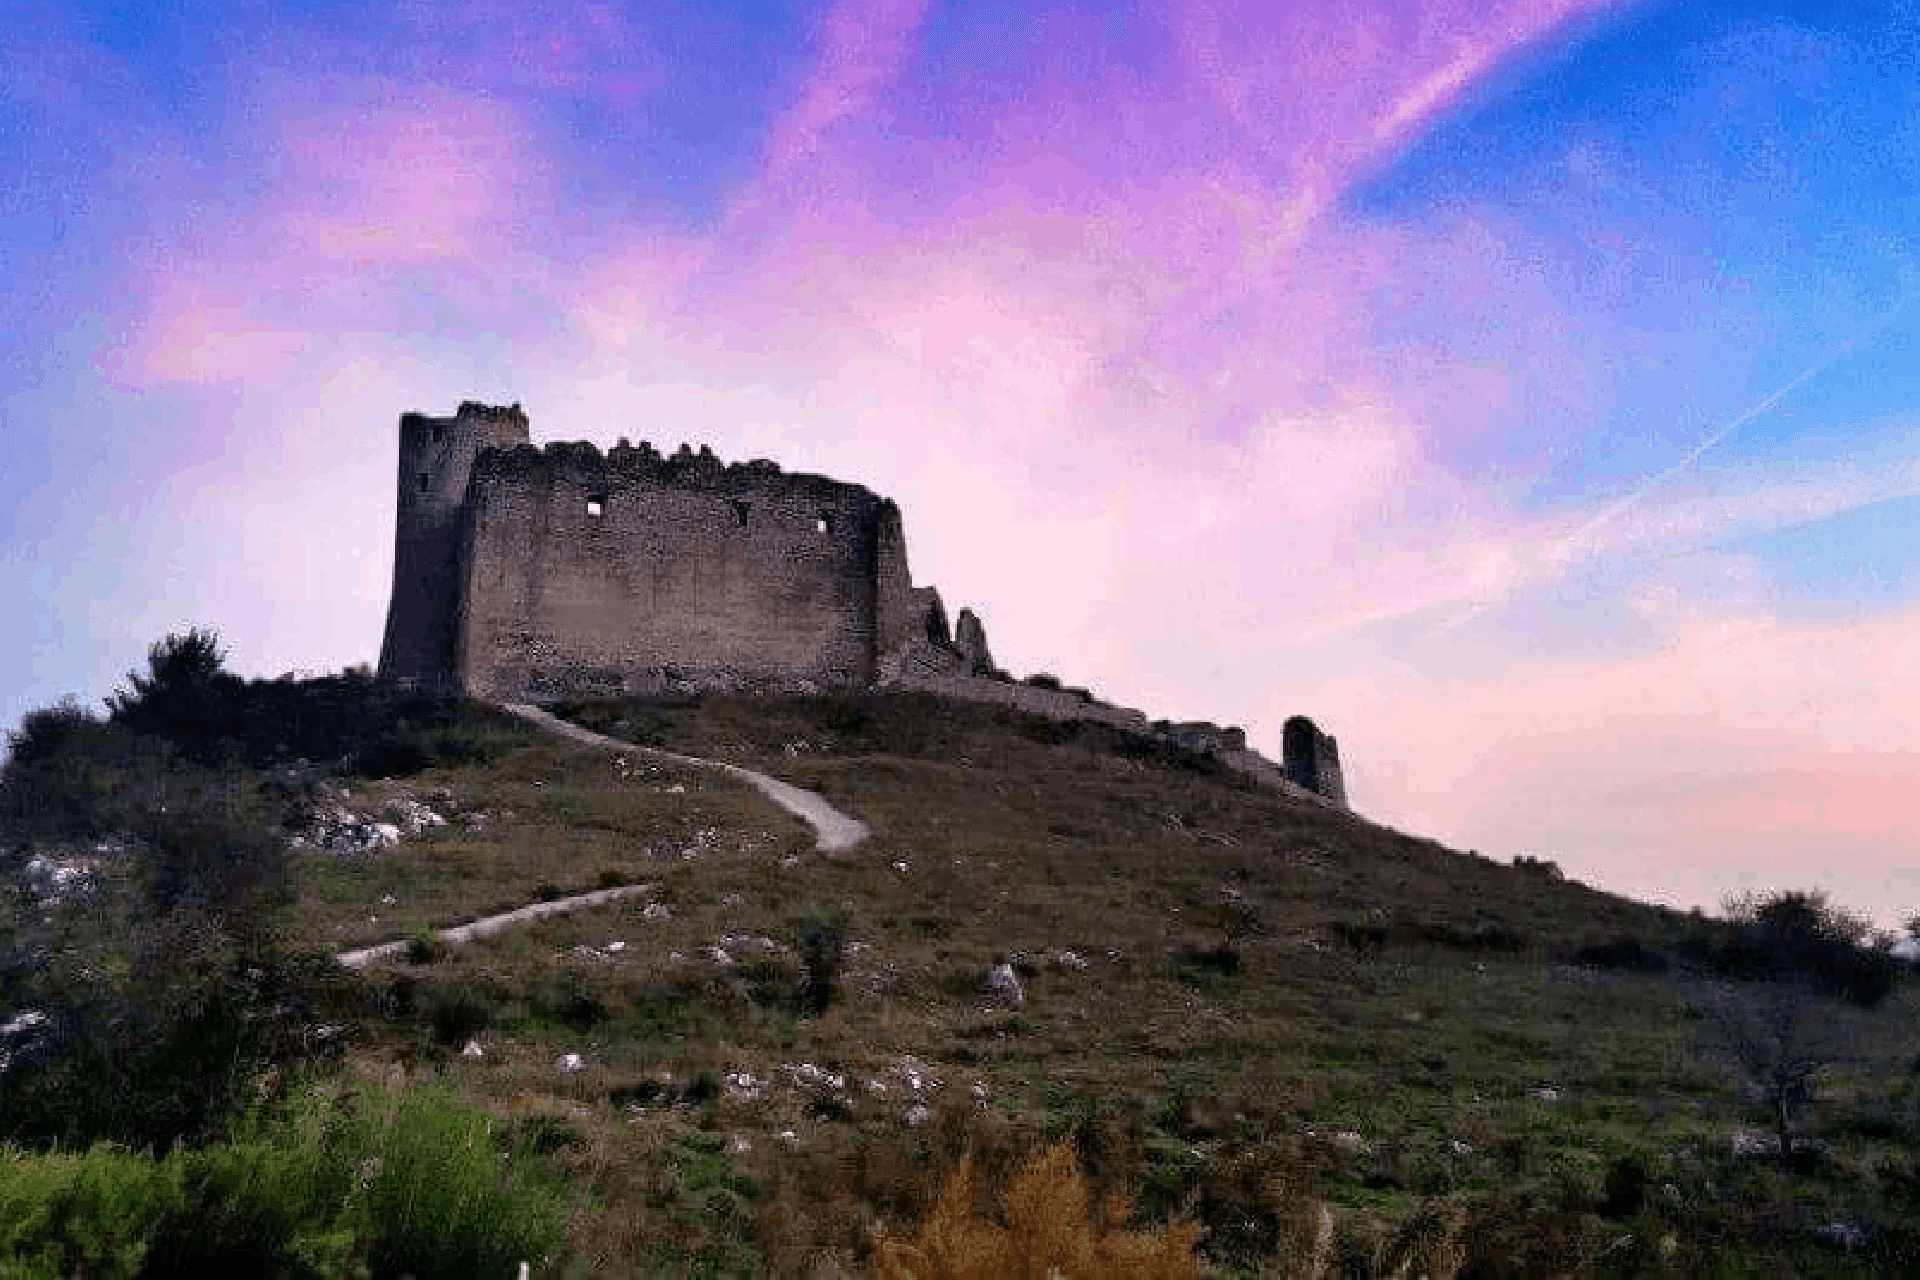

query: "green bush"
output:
355 1083 568 1279
0 1083 568 1279
91 629 529 775
0 1143 181 1278
407 927 449 965
532 966 612 1032
105 628 247 765
1563 935 1669 974
1 795 305 1150
1689 889 1902 1007
0 700 174 842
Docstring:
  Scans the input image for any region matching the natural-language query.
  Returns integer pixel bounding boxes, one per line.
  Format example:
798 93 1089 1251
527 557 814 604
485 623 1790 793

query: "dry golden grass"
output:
869 1137 1202 1280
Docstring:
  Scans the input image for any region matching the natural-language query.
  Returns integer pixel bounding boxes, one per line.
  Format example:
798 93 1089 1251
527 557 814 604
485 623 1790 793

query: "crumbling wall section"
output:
1283 716 1347 808
874 501 925 654
886 673 1342 808
890 672 1151 731
455 441 893 700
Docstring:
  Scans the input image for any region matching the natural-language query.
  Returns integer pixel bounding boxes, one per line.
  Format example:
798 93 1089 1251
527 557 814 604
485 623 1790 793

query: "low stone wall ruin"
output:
883 672 1346 811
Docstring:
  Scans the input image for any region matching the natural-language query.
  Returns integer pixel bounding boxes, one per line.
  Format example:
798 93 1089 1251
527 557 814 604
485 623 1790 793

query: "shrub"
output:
0 1083 568 1279
347 731 433 779
96 633 528 774
0 1142 183 1278
0 789 308 1151
870 1137 1202 1280
795 912 848 1014
406 928 449 965
424 986 493 1046
531 967 611 1032
0 701 173 842
1022 673 1064 690
105 629 251 765
354 1083 568 1279
1696 889 1902 1007
131 796 290 961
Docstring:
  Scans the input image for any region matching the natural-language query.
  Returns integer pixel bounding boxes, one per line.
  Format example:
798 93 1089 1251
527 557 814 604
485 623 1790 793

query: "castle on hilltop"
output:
377 401 1348 810
377 401 993 701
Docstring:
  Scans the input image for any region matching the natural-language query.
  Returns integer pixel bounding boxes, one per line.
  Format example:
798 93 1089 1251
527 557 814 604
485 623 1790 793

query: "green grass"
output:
0 1082 569 1279
12 685 1920 1275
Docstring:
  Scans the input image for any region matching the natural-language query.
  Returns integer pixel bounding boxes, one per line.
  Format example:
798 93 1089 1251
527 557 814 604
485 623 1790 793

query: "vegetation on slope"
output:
2 632 1918 1275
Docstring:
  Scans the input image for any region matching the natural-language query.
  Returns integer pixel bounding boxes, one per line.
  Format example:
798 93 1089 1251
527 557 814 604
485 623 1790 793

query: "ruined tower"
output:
1283 716 1347 808
377 401 532 691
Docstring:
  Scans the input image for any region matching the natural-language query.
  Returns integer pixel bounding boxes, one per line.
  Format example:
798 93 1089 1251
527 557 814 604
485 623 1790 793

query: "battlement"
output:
457 400 530 428
469 437 878 505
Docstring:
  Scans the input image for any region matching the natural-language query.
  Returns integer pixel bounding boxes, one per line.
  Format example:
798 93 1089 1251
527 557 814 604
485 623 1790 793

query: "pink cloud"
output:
118 287 310 387
1174 0 1643 178
96 0 1919 933
110 84 543 390
389 0 665 105
760 0 936 183
264 88 537 266
1314 598 1920 921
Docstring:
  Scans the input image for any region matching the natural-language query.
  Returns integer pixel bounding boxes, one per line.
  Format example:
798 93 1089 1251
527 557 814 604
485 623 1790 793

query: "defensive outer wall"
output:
377 401 1350 811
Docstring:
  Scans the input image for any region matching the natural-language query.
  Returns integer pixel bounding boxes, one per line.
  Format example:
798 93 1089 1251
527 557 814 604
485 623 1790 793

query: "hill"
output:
3 658 1919 1276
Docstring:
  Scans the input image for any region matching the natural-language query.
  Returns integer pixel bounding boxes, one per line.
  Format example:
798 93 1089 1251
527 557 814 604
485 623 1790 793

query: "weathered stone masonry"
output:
1283 716 1347 809
378 401 1352 811
379 402 982 701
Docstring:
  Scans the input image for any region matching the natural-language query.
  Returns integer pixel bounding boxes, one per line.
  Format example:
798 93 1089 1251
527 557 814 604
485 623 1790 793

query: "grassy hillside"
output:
5 670 1919 1276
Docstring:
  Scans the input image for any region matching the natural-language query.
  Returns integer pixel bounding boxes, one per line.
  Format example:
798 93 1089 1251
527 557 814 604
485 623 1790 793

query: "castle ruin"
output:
378 401 1349 810
377 401 990 700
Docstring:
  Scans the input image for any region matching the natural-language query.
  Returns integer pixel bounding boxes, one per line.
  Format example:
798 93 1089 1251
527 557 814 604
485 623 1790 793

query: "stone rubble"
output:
281 778 451 855
985 962 1024 1005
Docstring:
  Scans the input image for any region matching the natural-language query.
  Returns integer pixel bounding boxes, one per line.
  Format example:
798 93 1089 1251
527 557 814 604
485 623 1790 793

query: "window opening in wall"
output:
730 499 751 528
586 495 606 518
417 472 431 493
431 424 445 443
815 512 834 535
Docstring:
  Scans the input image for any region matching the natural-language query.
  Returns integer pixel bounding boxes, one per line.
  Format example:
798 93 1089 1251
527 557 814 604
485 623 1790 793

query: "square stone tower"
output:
377 402 531 691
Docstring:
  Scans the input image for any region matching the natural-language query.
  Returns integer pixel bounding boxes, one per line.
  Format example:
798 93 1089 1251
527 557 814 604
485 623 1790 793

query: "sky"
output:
6 0 1920 927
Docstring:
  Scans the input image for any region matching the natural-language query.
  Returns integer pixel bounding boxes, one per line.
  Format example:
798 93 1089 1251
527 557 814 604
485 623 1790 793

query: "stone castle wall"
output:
453 441 912 699
379 403 963 701
885 672 1347 810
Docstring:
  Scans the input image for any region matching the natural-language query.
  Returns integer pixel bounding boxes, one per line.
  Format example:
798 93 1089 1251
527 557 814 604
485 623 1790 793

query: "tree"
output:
106 627 245 760
1695 889 1901 1165
1700 981 1839 1165
1716 888 1900 1008
109 627 229 711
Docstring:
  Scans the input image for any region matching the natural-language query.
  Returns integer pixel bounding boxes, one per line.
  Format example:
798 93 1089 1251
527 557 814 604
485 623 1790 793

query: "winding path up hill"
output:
499 702 869 852
334 703 870 968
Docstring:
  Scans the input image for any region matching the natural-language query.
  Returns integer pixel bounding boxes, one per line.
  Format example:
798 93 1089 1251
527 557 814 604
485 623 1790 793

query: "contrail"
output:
1442 286 1918 630
1560 290 1916 556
